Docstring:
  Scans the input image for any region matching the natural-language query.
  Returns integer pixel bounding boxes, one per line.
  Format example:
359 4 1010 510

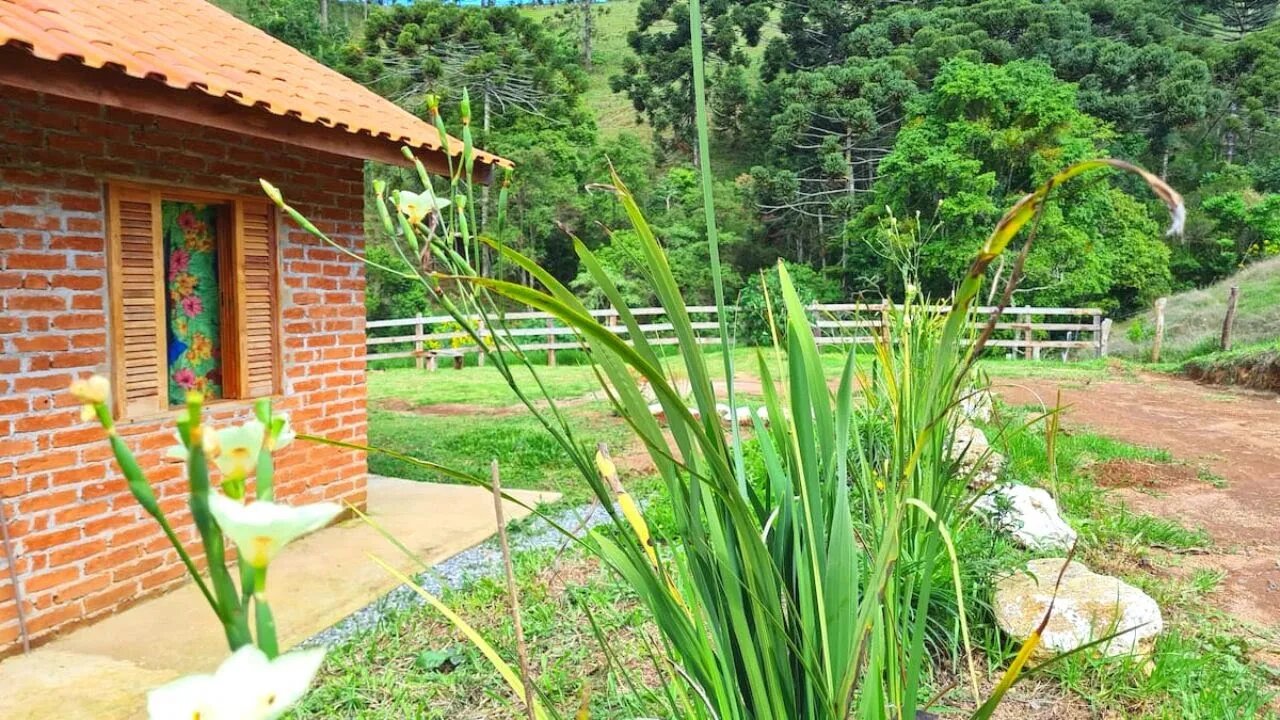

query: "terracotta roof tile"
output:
0 0 509 168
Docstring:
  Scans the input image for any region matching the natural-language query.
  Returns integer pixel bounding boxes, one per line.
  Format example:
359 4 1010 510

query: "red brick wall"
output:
0 87 369 653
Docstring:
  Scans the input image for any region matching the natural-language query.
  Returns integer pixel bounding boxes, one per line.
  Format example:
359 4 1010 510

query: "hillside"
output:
1110 256 1280 361
519 0 647 141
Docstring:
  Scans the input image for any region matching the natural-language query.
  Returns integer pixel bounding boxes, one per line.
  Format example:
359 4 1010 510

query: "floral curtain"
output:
164 202 223 403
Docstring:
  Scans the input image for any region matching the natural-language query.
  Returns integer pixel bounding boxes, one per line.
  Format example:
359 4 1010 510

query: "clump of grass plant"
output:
263 7 1185 715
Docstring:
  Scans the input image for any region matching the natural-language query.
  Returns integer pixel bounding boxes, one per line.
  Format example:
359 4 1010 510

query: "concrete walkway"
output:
0 475 558 720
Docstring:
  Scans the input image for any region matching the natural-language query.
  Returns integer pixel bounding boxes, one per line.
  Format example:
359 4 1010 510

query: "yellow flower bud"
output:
69 375 110 405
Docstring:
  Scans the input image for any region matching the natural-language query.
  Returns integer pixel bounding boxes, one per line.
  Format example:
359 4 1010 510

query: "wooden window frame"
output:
105 181 282 419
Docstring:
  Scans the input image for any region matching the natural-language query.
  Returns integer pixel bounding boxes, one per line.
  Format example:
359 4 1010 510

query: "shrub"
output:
735 260 839 346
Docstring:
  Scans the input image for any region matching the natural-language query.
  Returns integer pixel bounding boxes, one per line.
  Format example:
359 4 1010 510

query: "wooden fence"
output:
367 303 1109 369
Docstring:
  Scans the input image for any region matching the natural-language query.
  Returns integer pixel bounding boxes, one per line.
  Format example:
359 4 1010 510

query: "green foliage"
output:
224 0 352 65
734 260 839 346
571 165 755 305
610 0 769 153
851 59 1172 313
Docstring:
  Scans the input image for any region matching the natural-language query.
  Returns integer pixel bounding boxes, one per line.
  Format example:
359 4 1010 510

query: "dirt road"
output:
995 373 1280 631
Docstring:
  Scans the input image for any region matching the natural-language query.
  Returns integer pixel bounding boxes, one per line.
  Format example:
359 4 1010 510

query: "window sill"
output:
117 394 285 427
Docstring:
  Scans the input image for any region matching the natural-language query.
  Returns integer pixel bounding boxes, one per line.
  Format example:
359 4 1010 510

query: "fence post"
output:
476 317 486 367
1151 297 1167 363
413 314 426 371
1020 312 1033 360
1221 285 1240 351
545 317 557 367
879 303 890 345
1099 318 1112 357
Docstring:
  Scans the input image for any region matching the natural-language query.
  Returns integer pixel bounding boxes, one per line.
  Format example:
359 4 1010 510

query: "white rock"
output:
715 403 731 422
950 423 990 461
995 558 1163 660
648 403 666 423
960 388 994 422
973 484 1077 552
949 423 1004 486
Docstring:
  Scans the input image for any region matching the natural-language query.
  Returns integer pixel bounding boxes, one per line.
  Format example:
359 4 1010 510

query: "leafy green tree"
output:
854 59 1171 312
735 261 839 346
232 0 351 64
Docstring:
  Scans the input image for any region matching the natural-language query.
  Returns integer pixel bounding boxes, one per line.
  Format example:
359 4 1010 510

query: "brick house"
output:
0 0 507 654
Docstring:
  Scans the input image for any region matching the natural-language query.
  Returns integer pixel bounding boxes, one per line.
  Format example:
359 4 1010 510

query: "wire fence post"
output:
1221 285 1240 351
1152 297 1168 363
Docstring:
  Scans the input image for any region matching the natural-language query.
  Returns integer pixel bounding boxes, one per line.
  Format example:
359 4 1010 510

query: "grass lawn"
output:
320 355 1277 718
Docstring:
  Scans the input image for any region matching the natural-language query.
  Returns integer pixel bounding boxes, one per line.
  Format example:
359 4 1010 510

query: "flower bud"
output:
259 179 284 207
69 375 110 405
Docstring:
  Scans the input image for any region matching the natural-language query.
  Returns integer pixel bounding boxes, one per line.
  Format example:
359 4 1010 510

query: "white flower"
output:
148 645 326 720
266 413 295 452
213 421 266 479
396 189 450 225
208 493 342 569
164 428 221 463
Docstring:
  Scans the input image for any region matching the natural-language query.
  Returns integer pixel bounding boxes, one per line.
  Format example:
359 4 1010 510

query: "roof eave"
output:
0 46 506 182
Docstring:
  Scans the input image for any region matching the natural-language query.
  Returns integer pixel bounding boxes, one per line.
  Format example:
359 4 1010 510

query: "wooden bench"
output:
416 348 465 372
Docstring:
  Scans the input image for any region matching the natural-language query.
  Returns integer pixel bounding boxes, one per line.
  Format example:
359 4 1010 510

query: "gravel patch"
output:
301 501 613 648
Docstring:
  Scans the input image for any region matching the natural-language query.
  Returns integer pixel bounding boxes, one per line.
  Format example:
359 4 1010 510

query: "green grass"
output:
369 364 605 408
367 408 630 501
1111 256 1280 362
291 548 665 719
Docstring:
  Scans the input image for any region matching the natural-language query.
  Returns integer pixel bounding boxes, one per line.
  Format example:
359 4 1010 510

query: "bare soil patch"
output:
1090 458 1201 490
995 372 1280 630
1185 350 1280 394
377 398 521 416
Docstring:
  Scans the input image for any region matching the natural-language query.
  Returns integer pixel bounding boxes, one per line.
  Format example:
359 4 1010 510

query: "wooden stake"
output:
1221 286 1240 351
1152 297 1168 363
490 460 536 720
545 318 557 368
1099 318 1113 358
414 314 426 371
1021 313 1033 360
0 498 30 653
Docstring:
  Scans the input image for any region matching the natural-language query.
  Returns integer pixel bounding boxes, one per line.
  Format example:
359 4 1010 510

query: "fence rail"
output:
367 303 1109 369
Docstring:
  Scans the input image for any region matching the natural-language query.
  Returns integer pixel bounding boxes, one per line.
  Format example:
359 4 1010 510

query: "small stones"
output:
994 558 1164 660
973 484 1078 552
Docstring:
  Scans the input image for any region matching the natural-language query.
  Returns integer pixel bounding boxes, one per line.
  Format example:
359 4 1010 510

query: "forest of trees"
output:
227 0 1280 318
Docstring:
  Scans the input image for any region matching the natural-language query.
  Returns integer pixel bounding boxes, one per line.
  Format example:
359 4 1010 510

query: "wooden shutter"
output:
233 200 279 398
107 185 167 417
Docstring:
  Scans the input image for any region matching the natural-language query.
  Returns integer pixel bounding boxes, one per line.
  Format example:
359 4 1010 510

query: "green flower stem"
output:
104 430 216 611
239 557 255 609
254 398 275 501
253 567 279 658
185 396 251 649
